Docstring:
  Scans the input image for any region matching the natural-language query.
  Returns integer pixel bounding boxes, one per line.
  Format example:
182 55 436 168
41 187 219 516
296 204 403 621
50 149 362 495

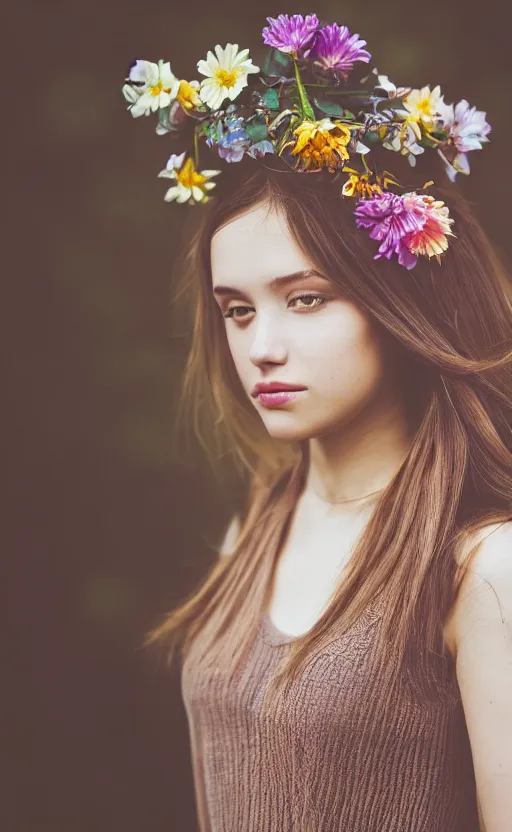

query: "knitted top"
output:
180 593 479 832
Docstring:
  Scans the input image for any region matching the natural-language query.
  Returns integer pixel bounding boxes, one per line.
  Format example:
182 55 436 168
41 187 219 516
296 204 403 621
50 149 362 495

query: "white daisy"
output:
124 59 181 117
157 154 221 204
196 43 260 111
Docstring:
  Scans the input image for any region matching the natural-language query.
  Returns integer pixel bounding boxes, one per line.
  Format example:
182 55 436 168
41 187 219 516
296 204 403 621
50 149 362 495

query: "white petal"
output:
171 151 187 168
454 152 471 174
199 83 224 110
122 84 140 104
129 60 155 84
197 59 213 78
214 43 227 64
242 61 260 74
191 185 204 201
224 43 234 67
176 185 192 203
234 47 250 63
445 164 458 182
206 48 220 68
376 74 396 94
226 81 246 101
163 186 180 201
158 61 174 83
200 169 222 177
130 97 152 117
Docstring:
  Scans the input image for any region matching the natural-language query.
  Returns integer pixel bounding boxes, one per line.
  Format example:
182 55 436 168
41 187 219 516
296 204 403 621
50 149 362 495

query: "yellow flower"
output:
400 85 442 133
176 80 202 111
291 118 353 171
341 166 402 199
342 172 382 199
157 154 221 204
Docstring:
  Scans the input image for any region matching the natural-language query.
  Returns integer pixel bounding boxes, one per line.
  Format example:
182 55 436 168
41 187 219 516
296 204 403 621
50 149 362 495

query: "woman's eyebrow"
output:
212 269 326 298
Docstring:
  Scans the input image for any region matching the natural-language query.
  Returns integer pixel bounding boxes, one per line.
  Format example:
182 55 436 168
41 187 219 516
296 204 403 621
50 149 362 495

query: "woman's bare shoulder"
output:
445 521 510 658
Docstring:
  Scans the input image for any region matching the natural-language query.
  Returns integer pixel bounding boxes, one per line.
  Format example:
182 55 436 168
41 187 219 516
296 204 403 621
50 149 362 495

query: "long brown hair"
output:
146 146 512 705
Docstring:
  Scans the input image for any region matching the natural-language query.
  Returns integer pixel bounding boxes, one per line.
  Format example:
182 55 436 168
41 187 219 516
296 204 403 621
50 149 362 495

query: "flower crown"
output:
121 13 491 271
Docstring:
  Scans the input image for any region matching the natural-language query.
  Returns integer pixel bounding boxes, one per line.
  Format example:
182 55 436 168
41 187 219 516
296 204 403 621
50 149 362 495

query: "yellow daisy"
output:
399 85 442 133
291 118 353 171
157 154 221 204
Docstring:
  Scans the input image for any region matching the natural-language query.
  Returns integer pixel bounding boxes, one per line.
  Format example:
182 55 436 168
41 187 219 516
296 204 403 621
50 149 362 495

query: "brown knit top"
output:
180 592 480 832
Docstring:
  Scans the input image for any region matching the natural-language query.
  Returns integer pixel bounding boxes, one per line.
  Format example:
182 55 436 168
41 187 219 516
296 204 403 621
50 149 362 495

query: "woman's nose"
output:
248 318 288 366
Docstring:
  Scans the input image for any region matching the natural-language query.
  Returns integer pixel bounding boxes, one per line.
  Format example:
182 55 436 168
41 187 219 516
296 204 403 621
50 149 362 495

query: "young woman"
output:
126 18 512 832
144 152 512 832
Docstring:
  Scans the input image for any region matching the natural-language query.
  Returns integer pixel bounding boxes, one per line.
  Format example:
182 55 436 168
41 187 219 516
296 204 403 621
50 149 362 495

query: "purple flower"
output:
436 97 491 182
306 24 371 75
205 115 252 162
262 13 319 55
354 192 428 270
246 139 275 159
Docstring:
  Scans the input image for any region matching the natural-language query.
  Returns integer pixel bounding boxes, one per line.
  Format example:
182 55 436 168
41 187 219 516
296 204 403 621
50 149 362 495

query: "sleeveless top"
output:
180 593 479 832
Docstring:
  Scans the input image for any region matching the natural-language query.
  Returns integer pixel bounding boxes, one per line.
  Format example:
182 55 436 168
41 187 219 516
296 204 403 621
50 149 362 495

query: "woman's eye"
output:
222 294 327 320
222 305 252 320
290 294 327 310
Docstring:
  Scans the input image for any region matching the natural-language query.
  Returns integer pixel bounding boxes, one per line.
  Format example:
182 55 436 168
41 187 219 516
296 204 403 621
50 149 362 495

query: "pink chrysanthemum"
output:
306 23 371 75
262 13 319 55
404 194 455 258
354 191 455 269
354 192 425 269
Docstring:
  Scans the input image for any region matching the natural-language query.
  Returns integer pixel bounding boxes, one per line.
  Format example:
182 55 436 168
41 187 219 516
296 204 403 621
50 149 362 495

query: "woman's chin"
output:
262 418 317 443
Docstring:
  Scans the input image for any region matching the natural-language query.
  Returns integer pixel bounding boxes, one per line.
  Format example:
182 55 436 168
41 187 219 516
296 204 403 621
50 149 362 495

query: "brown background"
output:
7 1 511 831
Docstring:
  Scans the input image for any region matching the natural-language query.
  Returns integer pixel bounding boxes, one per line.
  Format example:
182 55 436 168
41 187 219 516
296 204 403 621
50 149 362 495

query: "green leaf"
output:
262 88 280 110
313 98 345 117
262 48 293 78
157 106 171 130
244 118 269 143
313 99 356 120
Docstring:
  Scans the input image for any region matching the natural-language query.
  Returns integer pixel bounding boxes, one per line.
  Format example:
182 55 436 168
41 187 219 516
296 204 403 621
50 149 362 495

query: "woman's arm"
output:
451 522 512 832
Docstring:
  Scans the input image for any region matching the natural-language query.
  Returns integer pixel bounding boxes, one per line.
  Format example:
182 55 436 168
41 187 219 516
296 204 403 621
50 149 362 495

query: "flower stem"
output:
421 129 445 146
293 59 315 121
193 130 200 167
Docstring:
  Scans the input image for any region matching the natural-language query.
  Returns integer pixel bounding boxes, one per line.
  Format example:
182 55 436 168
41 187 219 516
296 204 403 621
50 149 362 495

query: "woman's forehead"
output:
210 206 309 282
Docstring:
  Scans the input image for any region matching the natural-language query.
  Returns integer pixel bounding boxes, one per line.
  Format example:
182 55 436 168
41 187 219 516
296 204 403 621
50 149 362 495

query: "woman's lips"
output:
257 390 306 407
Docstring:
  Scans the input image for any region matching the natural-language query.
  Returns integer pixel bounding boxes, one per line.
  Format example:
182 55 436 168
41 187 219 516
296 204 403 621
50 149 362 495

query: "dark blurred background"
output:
6 2 511 831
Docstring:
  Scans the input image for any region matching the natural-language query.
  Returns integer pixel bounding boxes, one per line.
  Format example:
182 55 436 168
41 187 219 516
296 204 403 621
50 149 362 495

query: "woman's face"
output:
210 202 400 442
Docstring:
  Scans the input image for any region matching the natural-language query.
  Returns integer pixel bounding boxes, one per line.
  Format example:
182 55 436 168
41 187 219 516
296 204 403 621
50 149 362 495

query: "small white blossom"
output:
197 43 260 111
124 59 181 118
157 155 221 204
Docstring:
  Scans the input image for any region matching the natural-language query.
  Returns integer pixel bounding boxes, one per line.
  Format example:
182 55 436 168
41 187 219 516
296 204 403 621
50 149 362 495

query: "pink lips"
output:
252 381 307 398
257 391 301 407
252 381 307 408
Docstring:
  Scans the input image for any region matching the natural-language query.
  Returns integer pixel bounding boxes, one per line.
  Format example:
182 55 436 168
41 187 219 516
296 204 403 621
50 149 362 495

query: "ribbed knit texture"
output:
180 594 479 831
